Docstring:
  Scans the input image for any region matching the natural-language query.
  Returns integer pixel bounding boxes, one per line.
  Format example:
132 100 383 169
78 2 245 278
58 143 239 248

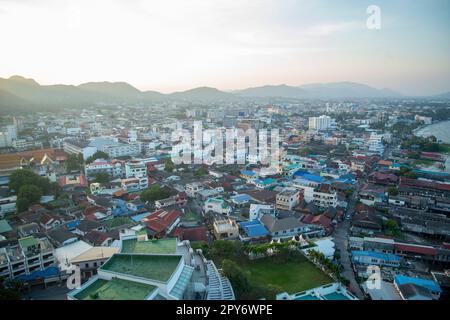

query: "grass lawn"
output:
243 254 332 296
181 211 201 222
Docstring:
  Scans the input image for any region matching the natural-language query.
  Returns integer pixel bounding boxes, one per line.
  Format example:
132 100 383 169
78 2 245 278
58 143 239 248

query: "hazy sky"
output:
0 0 449 95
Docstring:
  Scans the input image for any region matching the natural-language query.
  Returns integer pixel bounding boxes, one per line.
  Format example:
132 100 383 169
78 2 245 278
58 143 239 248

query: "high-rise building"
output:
308 115 333 131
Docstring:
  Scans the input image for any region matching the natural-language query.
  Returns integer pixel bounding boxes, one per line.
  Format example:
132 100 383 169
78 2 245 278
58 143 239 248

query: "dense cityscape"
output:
0 83 450 301
0 1 449 311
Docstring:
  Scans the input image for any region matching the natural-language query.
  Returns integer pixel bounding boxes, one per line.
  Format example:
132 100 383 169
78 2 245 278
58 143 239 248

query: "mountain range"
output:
0 75 448 113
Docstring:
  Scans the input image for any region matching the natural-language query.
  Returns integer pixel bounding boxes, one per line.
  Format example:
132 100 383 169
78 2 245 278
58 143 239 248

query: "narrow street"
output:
334 219 364 299
333 179 365 300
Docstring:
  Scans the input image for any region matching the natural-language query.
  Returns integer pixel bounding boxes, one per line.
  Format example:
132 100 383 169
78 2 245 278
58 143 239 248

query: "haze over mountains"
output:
0 75 448 113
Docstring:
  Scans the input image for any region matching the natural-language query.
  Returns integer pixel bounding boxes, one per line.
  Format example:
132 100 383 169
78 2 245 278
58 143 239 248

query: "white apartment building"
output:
415 115 432 125
12 139 43 151
249 204 275 221
85 160 123 179
276 188 300 211
308 115 334 131
301 184 338 208
367 132 384 155
185 182 204 198
121 177 148 192
125 160 147 178
0 125 17 148
204 198 232 215
89 137 141 158
63 140 98 160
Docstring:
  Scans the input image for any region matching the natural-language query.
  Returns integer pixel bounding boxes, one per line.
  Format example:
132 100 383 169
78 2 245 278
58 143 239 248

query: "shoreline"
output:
413 120 450 144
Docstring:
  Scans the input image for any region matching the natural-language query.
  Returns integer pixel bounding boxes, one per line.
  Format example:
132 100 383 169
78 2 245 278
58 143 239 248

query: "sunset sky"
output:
0 0 449 95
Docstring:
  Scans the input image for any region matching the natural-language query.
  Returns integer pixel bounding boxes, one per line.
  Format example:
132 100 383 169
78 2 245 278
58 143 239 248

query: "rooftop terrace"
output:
100 253 181 283
120 238 177 255
73 278 156 300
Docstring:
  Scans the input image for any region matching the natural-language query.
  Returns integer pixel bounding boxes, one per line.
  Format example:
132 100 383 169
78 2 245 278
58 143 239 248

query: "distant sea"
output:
414 120 450 144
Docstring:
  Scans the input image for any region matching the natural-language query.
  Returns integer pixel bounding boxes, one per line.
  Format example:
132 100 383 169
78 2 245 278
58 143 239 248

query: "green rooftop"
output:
0 220 12 234
121 238 177 255
74 278 156 300
100 254 181 282
18 236 38 249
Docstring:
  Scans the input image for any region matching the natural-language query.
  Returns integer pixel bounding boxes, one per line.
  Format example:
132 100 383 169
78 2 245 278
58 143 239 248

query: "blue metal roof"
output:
254 178 276 185
65 219 81 230
17 266 60 281
394 275 442 293
293 172 325 183
352 250 401 262
241 170 256 176
230 194 252 204
131 212 152 222
239 220 269 237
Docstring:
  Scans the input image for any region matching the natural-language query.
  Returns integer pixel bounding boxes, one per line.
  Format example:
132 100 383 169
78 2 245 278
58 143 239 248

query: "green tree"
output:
164 159 175 173
387 187 399 197
0 277 22 300
17 185 43 212
93 172 111 184
221 259 250 297
384 219 402 237
65 154 83 172
194 166 208 177
209 240 241 264
140 185 171 202
86 151 109 164
8 169 51 194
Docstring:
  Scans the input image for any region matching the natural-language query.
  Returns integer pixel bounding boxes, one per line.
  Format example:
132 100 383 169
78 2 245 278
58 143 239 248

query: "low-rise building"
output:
185 182 204 198
70 246 119 280
276 188 300 211
213 217 239 240
0 236 55 280
204 198 232 215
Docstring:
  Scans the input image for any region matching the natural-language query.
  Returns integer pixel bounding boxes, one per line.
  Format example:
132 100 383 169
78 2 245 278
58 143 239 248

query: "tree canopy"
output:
164 158 175 172
16 185 43 212
9 169 58 212
65 154 83 172
140 185 171 202
86 151 109 164
93 172 111 184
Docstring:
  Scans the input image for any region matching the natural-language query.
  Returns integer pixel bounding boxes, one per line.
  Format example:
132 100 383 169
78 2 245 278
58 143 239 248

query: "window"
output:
85 263 89 268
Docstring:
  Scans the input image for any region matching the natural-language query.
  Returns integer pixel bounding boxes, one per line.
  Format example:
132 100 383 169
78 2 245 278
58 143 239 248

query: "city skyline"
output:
0 0 449 95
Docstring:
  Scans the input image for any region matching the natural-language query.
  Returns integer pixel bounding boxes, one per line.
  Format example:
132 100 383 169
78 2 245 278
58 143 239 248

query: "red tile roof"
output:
303 214 332 229
113 189 127 198
395 243 437 256
84 230 110 246
143 209 181 234
400 177 450 191
84 206 107 216
172 226 208 242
